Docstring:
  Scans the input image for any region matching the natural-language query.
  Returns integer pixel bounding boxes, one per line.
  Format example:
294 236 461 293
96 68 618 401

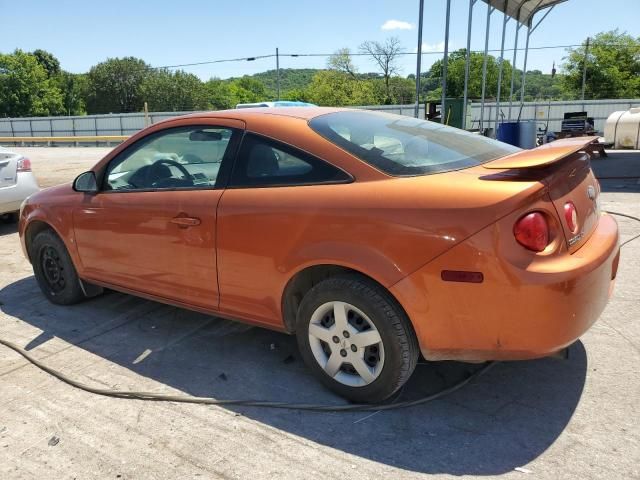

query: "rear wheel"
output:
296 274 418 403
31 229 85 305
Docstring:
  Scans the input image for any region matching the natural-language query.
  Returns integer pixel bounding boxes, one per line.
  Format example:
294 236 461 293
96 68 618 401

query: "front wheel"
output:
31 229 86 305
296 275 418 403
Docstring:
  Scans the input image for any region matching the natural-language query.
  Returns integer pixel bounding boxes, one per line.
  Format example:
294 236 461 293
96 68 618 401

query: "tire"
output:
1 212 18 223
30 229 86 305
296 274 418 403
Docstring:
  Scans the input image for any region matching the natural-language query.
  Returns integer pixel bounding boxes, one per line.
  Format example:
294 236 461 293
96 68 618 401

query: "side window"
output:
104 126 235 191
230 134 351 187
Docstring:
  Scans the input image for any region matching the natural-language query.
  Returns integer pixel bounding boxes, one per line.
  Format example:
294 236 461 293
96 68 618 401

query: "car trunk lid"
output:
483 137 601 253
0 151 19 188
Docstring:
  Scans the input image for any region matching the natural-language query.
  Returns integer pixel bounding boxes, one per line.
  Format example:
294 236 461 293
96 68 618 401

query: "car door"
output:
72 121 243 310
216 133 352 327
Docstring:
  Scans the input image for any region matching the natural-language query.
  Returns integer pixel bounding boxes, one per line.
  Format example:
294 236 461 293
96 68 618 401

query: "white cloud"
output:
414 42 446 53
381 19 414 31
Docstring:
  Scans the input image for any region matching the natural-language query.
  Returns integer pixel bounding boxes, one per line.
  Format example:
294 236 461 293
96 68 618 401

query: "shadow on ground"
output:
593 151 640 193
0 218 18 237
0 277 587 476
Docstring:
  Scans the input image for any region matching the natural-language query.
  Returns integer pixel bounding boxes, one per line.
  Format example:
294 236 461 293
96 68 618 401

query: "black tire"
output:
30 229 86 305
1 212 18 223
296 274 419 403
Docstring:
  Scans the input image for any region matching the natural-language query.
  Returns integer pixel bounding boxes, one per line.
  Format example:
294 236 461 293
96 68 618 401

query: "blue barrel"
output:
518 121 537 149
497 122 520 146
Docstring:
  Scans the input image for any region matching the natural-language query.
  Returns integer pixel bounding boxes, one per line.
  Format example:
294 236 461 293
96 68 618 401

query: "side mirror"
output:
73 171 98 193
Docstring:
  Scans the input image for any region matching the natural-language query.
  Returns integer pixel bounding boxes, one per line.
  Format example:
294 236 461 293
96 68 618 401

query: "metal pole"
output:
494 2 509 136
508 23 521 120
441 0 451 125
581 37 590 101
479 4 493 132
415 0 424 118
276 47 281 101
517 4 554 121
143 102 150 128
520 26 531 105
462 0 476 129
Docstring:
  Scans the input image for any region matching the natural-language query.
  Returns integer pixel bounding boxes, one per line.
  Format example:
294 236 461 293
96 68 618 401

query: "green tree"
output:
281 87 311 102
86 57 150 113
229 76 269 104
372 76 415 104
54 71 88 115
562 30 640 99
32 49 61 78
142 69 207 111
359 37 404 102
203 78 235 110
521 70 567 101
327 48 357 77
426 49 514 101
306 70 376 106
249 68 319 97
0 50 64 117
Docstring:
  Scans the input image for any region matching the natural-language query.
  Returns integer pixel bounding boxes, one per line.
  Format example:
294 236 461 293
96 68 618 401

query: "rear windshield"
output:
309 111 521 176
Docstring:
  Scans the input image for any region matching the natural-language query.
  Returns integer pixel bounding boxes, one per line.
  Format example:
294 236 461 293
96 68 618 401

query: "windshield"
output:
309 111 521 176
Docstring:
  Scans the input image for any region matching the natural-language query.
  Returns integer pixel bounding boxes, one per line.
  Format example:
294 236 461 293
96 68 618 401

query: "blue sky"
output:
1 0 638 79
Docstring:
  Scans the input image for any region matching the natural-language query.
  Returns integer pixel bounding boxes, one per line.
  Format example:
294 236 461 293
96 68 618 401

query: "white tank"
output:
605 108 640 149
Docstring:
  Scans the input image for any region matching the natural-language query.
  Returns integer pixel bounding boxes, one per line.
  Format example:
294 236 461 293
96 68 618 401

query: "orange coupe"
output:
18 108 619 402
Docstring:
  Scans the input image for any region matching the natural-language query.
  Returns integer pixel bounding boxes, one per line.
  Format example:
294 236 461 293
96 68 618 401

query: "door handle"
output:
170 216 201 227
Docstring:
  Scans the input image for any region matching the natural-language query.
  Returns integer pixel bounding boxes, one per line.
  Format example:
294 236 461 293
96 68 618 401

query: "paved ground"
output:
0 147 639 479
15 146 112 188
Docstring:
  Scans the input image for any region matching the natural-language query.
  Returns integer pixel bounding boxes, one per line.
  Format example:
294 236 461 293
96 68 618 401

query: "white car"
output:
0 146 39 221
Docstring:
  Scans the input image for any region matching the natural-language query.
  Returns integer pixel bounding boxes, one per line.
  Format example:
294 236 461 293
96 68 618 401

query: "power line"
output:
152 43 640 70
151 54 274 70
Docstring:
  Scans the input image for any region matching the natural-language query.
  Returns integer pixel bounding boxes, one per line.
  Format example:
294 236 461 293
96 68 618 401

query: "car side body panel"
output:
72 189 223 310
216 171 546 328
18 108 620 362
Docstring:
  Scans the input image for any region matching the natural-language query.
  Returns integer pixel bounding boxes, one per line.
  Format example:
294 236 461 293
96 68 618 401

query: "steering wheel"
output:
147 158 194 187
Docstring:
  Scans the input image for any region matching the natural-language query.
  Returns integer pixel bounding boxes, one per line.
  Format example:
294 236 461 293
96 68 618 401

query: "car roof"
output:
178 106 349 122
235 101 316 108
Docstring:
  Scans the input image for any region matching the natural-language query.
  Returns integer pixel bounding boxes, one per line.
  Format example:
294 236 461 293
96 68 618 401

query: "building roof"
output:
480 0 568 25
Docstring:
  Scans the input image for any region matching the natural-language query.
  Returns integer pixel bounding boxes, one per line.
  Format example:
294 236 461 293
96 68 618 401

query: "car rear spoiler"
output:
483 136 600 170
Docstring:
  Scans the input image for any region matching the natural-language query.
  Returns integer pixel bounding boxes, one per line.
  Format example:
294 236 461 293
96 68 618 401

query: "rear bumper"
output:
391 213 620 362
0 172 39 214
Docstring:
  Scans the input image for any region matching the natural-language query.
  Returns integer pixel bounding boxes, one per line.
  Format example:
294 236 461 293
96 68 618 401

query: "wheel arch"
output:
24 220 61 263
281 263 415 337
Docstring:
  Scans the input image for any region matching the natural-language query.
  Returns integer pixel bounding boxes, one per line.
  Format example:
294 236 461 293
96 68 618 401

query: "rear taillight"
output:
514 212 550 252
564 201 578 233
17 157 31 172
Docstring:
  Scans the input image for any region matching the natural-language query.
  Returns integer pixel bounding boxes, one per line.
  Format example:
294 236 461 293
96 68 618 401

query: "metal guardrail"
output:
0 135 129 146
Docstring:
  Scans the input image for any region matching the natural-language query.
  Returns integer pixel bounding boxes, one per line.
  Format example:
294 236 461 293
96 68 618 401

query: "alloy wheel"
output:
307 301 385 387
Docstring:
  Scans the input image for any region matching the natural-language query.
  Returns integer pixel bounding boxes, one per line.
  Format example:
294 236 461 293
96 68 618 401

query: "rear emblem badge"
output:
587 185 596 200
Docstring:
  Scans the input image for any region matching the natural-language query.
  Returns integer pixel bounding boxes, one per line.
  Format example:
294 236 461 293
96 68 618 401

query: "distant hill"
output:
231 68 322 95
226 68 390 96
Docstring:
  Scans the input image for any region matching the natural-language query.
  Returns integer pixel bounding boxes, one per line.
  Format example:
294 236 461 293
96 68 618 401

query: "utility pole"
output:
441 0 451 125
581 37 590 101
276 47 281 101
414 0 424 118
